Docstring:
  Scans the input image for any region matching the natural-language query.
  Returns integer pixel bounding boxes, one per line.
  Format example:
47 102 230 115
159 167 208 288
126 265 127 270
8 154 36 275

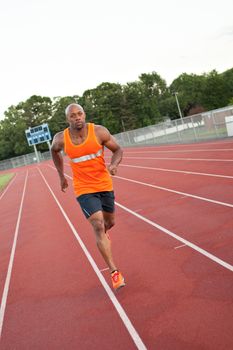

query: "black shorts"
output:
77 191 115 219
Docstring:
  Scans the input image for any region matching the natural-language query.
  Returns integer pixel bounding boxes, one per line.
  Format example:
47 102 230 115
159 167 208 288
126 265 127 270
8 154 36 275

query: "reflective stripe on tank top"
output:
71 148 103 163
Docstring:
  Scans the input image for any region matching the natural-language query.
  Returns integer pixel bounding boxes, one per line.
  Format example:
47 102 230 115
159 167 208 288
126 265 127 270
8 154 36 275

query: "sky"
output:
0 0 233 119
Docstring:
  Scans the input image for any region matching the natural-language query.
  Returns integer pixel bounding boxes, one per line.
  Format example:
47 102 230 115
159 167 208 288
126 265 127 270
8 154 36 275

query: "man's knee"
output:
90 217 105 235
105 218 115 231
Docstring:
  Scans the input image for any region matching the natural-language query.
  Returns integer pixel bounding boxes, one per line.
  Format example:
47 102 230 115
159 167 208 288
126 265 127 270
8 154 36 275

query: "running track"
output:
0 139 233 349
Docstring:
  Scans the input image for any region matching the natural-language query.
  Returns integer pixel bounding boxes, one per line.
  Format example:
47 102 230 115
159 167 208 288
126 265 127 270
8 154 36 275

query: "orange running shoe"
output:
111 270 126 291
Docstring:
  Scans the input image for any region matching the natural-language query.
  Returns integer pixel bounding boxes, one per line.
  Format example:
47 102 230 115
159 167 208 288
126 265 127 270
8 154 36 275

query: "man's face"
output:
67 106 86 130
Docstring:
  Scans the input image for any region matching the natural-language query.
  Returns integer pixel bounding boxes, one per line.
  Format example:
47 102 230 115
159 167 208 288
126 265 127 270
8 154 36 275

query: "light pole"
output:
173 92 183 122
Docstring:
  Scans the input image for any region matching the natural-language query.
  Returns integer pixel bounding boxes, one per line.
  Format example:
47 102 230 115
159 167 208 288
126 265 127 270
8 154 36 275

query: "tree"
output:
138 72 167 124
228 97 233 106
82 83 124 133
0 96 53 159
201 70 228 109
221 68 233 105
169 73 206 116
122 81 144 129
158 96 179 120
0 66 233 161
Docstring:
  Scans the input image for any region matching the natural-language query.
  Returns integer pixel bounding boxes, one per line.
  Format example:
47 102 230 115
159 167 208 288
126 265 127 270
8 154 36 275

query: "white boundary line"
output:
122 140 233 149
123 148 233 153
54 161 233 211
100 268 109 272
47 165 233 272
0 171 28 339
115 202 233 272
107 156 233 162
65 161 233 180
114 175 233 209
38 168 147 350
120 164 233 179
0 174 17 201
174 244 187 250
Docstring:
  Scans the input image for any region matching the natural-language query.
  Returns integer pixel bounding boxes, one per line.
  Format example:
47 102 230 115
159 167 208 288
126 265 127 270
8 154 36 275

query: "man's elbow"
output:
51 148 61 160
115 146 123 161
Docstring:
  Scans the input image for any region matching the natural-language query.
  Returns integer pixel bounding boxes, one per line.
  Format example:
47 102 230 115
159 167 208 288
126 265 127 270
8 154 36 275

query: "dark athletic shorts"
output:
76 191 115 219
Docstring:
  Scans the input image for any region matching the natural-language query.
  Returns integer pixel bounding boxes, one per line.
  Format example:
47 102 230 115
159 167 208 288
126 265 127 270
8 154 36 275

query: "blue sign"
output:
25 123 52 146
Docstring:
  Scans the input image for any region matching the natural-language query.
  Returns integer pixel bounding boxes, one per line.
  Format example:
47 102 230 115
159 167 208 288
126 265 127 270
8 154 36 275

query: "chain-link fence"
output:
114 105 233 147
1 105 233 171
0 151 51 171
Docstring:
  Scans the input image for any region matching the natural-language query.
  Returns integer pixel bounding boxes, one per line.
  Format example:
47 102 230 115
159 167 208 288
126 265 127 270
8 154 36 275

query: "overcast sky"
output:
0 0 233 119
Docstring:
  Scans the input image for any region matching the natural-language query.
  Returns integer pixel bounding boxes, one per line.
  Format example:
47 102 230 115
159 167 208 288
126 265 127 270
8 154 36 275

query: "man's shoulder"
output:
94 124 110 142
94 124 109 134
52 130 65 148
54 130 65 139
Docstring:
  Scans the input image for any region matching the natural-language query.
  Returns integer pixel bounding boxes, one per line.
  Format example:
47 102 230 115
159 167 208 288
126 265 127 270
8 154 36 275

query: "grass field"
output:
0 173 14 191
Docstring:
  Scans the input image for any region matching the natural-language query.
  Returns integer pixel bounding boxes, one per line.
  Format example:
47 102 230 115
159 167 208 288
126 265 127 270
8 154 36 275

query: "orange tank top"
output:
64 123 113 196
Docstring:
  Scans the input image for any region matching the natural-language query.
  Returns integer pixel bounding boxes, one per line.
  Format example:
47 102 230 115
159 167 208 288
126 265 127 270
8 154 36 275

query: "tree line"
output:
0 68 233 161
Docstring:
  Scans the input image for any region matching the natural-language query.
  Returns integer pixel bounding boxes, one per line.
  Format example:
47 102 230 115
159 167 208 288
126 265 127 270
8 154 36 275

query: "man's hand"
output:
60 176 68 192
108 164 118 176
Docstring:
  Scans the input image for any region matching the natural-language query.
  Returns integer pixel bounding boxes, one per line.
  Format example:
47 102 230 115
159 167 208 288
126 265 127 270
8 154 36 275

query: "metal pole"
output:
121 118 126 132
47 140 51 151
175 119 182 142
191 116 198 141
174 92 183 122
33 144 40 163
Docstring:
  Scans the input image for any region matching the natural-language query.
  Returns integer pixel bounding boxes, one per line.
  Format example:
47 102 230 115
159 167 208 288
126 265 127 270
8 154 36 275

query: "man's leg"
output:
88 210 117 272
103 211 115 232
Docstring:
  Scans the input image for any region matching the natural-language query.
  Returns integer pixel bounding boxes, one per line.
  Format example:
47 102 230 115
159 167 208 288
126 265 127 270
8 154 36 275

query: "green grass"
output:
0 173 14 191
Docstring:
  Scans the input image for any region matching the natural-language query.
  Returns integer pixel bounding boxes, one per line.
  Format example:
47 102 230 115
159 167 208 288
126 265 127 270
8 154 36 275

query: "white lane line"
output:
120 164 233 180
47 165 233 272
114 175 233 209
38 168 147 350
0 171 28 339
115 202 233 272
100 268 109 272
122 140 233 150
174 244 187 250
134 209 143 213
0 174 17 201
123 148 233 153
54 163 233 209
106 156 233 162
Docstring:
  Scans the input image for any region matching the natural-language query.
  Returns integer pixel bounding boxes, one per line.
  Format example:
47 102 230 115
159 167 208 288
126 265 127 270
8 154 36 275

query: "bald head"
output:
65 103 84 117
65 103 86 130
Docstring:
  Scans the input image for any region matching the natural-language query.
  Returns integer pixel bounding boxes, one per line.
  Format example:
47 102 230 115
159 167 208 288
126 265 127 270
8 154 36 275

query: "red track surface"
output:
0 139 233 349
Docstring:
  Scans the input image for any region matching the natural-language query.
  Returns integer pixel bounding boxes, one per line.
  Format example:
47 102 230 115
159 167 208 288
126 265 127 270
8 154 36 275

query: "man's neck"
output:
70 122 87 135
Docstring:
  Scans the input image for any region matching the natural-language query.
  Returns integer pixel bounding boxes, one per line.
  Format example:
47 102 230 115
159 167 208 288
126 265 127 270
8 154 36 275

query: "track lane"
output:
115 167 233 207
0 172 28 338
113 175 233 265
44 162 233 349
119 157 233 177
120 163 233 180
0 168 139 350
0 172 26 307
121 146 233 158
1 139 233 349
58 160 233 264
121 139 233 152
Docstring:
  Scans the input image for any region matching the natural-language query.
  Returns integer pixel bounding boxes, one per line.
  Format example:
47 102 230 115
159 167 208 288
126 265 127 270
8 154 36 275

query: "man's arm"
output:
51 131 68 192
96 126 123 175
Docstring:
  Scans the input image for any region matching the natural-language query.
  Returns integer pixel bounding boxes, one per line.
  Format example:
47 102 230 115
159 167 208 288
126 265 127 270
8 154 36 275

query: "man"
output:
51 103 125 291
